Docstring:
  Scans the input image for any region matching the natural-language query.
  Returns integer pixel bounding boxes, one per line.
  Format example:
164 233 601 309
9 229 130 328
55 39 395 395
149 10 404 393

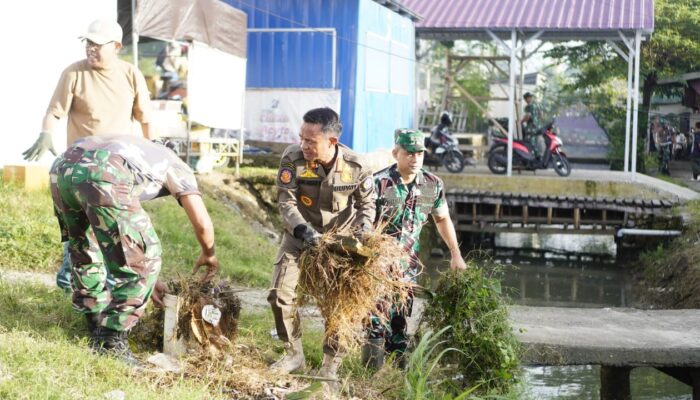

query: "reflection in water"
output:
421 229 691 399
522 366 691 400
495 233 625 307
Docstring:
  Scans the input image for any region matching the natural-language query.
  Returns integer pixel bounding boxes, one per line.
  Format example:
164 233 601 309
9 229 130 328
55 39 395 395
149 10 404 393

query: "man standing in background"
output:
22 19 153 291
690 122 700 180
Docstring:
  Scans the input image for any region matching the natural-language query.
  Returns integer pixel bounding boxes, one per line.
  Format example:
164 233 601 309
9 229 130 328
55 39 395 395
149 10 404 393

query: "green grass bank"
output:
0 169 277 287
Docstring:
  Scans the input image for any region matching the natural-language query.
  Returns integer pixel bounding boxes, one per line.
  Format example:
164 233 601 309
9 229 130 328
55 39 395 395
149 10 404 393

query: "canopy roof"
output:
400 0 654 40
135 0 246 57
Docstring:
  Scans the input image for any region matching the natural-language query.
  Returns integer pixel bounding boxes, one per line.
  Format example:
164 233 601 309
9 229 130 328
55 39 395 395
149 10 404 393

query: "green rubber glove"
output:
22 132 57 161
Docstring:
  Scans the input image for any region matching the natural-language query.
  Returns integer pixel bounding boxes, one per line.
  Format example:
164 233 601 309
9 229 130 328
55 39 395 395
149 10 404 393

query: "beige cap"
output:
80 19 123 45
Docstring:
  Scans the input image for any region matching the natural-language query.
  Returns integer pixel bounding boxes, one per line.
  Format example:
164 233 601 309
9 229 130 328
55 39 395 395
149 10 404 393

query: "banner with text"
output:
245 89 341 143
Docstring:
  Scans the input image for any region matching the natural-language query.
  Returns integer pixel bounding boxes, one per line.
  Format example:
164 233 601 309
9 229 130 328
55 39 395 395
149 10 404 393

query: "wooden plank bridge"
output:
446 188 681 235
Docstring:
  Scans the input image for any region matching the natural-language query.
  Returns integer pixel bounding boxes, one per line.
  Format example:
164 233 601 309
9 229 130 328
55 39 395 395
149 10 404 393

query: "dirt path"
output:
0 269 326 329
0 270 55 287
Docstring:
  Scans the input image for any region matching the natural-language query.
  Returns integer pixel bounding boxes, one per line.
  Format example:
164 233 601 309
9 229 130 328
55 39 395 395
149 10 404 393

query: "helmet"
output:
440 111 452 127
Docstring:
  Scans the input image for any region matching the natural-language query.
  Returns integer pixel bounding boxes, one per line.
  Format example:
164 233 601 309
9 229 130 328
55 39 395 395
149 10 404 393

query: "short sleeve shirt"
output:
71 134 199 201
374 164 448 271
47 59 152 146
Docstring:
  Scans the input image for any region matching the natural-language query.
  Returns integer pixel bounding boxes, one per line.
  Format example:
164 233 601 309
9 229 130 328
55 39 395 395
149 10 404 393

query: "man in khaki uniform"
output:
268 107 376 383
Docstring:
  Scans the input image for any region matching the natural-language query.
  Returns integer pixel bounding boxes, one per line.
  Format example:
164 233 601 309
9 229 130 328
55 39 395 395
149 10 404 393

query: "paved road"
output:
452 161 700 201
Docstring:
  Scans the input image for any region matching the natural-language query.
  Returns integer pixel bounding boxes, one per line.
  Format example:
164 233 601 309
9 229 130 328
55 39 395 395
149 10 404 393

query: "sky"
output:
0 0 116 168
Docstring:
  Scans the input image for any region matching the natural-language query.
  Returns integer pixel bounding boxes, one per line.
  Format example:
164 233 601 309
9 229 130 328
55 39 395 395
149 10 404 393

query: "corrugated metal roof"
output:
401 0 654 36
372 0 421 21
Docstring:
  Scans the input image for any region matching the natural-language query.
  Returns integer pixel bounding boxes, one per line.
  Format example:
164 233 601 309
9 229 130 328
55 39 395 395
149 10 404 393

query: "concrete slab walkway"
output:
510 306 700 367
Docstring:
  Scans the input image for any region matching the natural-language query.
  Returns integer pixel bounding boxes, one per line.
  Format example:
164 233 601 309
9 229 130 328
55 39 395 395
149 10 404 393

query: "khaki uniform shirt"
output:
47 59 152 146
276 143 376 234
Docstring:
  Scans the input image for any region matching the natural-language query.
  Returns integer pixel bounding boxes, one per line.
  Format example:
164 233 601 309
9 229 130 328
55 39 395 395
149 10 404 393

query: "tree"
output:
419 41 495 132
546 0 700 169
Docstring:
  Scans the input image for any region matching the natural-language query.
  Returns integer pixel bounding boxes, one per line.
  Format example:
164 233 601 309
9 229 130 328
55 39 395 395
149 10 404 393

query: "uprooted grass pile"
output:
297 230 415 351
131 277 304 397
132 277 242 354
419 256 521 396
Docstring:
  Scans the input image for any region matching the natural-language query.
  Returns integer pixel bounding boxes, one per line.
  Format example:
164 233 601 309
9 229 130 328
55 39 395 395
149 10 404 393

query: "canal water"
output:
422 231 692 399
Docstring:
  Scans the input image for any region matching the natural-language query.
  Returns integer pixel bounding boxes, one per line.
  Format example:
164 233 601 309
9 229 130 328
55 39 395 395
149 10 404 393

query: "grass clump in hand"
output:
420 258 521 396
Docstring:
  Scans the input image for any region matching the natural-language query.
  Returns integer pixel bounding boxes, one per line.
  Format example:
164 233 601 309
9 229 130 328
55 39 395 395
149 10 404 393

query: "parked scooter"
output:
487 123 571 176
424 111 469 173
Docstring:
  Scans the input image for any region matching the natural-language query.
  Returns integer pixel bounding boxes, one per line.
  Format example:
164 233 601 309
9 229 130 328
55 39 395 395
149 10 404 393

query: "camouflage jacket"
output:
524 101 543 132
67 134 200 201
374 164 448 269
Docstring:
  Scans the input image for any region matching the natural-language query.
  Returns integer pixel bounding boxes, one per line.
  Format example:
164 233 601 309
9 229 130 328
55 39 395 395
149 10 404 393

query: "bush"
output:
420 261 521 395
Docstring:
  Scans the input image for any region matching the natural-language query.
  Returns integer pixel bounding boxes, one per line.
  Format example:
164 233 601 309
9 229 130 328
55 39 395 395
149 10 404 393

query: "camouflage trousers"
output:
659 144 671 175
49 147 162 332
367 259 417 354
367 293 414 354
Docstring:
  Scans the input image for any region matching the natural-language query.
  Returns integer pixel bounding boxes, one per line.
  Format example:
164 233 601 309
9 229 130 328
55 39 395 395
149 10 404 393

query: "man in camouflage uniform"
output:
268 107 376 384
521 92 546 161
365 129 466 367
656 119 673 176
50 135 219 364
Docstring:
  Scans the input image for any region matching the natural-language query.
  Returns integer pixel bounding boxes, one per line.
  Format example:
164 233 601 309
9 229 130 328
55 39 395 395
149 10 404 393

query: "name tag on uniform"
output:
333 184 357 191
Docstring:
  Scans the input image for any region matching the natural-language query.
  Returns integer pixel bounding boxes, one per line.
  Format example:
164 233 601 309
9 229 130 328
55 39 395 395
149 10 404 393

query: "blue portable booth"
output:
224 0 419 153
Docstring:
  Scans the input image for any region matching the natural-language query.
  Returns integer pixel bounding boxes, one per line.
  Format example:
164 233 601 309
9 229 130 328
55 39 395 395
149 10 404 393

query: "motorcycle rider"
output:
521 93 546 164
427 111 454 153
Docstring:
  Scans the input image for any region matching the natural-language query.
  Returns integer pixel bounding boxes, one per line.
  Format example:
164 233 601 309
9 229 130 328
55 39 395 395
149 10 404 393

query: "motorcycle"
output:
487 123 571 177
424 111 469 173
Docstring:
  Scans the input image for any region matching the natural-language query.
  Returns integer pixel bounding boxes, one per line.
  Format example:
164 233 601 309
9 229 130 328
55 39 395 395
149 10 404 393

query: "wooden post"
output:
3 165 49 190
522 205 529 226
441 53 452 111
600 366 632 400
602 210 607 230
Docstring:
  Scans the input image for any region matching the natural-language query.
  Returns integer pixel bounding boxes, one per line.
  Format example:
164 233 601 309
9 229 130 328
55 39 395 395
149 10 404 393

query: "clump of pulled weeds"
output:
298 228 415 352
131 278 301 397
132 276 242 354
419 254 521 396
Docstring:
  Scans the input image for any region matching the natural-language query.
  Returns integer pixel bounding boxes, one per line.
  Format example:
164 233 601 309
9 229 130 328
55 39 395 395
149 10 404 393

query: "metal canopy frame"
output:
420 28 650 177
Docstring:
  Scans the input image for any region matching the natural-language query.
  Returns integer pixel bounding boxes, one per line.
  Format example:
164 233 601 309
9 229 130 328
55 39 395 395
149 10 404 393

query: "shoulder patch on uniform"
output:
278 163 294 184
362 176 373 191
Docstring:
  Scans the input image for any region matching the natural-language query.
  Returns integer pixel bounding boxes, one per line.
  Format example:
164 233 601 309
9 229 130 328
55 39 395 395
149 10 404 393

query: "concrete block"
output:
3 165 49 190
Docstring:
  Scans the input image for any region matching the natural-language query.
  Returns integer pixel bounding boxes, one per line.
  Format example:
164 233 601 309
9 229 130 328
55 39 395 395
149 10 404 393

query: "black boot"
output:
85 313 98 333
96 327 140 367
85 314 101 350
